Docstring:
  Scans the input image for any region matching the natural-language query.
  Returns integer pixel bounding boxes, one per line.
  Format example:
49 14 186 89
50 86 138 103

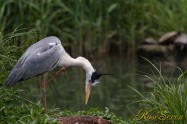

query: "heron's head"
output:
75 57 113 105
85 70 100 105
85 70 113 105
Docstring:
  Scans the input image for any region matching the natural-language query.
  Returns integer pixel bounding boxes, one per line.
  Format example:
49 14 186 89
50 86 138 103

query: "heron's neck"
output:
58 53 94 74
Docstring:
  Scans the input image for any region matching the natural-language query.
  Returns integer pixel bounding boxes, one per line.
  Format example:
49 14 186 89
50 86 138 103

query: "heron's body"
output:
6 36 105 111
6 36 94 87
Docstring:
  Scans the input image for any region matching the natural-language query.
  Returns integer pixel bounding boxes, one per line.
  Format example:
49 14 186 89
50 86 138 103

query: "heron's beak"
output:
85 82 91 105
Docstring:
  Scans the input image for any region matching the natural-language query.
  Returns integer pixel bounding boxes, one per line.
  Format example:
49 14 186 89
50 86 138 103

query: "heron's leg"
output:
48 67 67 84
41 73 47 112
53 67 67 78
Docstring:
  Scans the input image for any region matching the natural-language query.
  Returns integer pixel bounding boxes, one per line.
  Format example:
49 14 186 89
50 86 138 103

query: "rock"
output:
159 31 178 45
137 44 174 59
173 34 187 61
56 116 110 124
174 34 187 44
144 37 157 44
137 44 172 54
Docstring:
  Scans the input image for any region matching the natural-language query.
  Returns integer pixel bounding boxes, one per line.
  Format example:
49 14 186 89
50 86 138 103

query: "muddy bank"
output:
55 115 110 124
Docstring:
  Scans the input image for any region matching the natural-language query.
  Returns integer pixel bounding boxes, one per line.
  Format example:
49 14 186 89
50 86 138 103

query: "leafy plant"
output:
131 59 187 124
1 0 187 56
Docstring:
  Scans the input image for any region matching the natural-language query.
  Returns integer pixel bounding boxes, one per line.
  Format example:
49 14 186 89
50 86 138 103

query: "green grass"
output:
0 29 50 123
1 0 187 56
131 59 187 124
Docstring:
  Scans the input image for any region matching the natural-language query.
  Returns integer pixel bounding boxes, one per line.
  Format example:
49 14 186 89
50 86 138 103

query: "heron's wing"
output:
6 42 61 87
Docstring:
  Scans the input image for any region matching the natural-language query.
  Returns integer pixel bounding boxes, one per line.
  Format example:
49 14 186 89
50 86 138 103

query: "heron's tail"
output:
6 69 20 88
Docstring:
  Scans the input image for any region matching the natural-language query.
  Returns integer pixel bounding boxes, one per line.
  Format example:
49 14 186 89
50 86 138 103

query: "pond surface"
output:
22 56 182 118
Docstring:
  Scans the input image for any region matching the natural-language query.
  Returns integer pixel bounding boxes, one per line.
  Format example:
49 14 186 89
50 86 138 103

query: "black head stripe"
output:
91 71 101 83
90 70 114 83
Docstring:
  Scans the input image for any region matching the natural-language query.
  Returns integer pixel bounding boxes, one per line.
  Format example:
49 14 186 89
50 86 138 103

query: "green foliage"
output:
0 88 52 123
131 60 187 124
0 29 53 123
1 0 187 55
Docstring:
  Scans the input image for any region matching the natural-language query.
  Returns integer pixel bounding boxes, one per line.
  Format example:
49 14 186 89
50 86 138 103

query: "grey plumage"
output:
6 36 63 87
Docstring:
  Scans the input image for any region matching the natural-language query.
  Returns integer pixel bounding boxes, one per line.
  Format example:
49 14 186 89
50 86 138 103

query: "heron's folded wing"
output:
6 44 61 87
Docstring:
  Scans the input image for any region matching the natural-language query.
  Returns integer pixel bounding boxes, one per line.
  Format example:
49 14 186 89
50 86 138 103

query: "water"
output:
22 56 182 118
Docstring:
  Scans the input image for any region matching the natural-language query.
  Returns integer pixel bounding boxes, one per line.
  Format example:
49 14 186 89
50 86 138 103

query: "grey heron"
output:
6 36 104 111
